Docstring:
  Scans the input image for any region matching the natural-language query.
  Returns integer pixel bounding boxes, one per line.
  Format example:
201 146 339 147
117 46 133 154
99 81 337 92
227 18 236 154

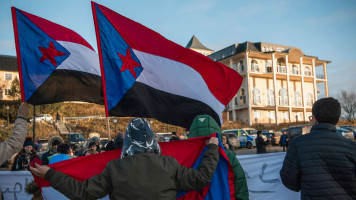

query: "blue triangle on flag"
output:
16 9 70 101
95 4 143 110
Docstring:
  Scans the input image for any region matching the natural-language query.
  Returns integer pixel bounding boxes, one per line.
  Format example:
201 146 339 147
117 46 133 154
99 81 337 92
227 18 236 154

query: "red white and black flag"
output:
92 2 242 128
12 7 103 105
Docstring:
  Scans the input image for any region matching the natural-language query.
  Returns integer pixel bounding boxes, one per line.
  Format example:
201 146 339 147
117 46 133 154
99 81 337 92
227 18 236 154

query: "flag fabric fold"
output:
32 134 235 200
91 2 242 128
12 7 103 105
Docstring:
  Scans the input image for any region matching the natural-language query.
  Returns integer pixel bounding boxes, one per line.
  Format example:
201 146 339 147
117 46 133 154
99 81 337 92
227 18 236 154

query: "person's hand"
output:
30 163 51 178
18 102 29 118
208 137 219 146
223 143 229 149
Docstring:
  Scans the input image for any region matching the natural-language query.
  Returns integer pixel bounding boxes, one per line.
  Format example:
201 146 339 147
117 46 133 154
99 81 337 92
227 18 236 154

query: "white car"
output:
30 114 53 122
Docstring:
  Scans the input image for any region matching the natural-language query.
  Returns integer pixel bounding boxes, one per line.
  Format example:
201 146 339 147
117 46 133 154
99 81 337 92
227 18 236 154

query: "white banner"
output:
238 152 300 200
0 171 33 200
1 152 300 200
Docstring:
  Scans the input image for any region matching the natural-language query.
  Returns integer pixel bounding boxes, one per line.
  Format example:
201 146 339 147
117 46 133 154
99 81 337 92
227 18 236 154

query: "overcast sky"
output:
0 0 355 98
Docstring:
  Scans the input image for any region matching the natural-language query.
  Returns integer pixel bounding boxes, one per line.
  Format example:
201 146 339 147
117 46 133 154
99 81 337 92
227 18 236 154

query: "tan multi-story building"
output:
0 55 19 101
206 42 330 125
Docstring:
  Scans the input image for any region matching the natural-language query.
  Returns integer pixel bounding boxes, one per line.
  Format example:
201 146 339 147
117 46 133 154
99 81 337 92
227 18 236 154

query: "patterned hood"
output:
121 118 161 158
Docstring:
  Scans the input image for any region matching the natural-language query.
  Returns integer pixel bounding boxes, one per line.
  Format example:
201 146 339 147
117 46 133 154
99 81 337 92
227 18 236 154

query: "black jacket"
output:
256 136 267 154
280 123 356 200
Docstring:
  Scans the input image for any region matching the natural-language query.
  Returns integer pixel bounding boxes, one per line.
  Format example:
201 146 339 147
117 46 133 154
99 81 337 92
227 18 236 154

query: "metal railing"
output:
316 74 324 79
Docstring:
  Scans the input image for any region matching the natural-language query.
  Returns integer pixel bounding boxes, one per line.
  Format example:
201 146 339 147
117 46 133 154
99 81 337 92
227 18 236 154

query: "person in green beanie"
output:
188 115 249 200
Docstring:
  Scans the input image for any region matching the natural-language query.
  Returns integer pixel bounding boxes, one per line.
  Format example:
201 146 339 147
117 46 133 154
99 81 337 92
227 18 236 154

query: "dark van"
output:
287 124 312 140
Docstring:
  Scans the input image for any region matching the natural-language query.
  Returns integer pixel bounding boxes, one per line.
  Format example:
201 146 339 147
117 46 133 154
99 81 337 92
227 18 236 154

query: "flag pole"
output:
33 105 36 141
106 117 111 141
92 2 111 141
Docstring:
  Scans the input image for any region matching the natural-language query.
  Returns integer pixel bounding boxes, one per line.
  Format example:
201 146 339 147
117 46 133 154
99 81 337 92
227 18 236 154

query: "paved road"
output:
235 145 285 155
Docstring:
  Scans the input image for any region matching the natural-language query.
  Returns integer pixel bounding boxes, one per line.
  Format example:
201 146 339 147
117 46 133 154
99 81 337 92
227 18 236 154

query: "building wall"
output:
0 71 19 100
225 55 323 125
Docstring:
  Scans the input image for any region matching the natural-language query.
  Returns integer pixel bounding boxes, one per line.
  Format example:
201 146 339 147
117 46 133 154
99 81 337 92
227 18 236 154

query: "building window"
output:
279 88 288 106
266 61 272 73
229 111 233 121
277 58 286 73
296 112 303 121
5 73 12 81
234 97 238 106
268 111 275 119
306 93 313 107
238 60 244 72
239 88 246 105
267 89 275 106
294 91 301 107
292 65 299 75
253 88 261 104
306 112 312 119
281 112 289 120
5 89 10 96
232 62 237 71
304 66 312 76
251 60 259 72
254 110 261 119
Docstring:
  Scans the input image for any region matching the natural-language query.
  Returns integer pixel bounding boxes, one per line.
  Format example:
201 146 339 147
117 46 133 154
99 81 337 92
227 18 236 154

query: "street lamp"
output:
113 118 118 137
6 105 9 125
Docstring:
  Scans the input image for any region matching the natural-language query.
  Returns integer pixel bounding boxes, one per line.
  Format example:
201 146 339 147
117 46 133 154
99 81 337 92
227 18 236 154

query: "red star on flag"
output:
118 48 141 78
38 41 66 67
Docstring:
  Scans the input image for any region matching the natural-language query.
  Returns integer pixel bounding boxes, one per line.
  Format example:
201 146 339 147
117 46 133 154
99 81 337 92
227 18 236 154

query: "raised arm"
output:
31 162 112 200
0 103 28 165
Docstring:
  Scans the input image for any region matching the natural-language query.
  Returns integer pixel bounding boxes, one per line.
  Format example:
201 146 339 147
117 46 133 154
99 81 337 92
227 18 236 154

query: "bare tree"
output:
0 77 8 99
338 90 356 121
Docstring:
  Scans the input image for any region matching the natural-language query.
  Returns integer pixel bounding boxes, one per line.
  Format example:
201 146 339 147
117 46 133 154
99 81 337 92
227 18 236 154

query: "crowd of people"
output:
0 97 355 199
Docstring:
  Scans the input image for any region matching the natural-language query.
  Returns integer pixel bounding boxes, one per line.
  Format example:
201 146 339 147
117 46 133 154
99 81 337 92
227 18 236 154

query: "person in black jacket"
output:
280 97 356 199
256 131 268 154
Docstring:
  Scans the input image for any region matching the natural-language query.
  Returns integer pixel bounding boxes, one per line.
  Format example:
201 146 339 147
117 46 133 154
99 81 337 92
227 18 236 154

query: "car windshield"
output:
344 127 356 131
338 128 351 132
247 130 257 135
70 134 85 140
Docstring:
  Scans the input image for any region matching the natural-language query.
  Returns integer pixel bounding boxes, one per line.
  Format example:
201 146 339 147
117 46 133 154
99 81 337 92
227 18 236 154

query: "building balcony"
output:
316 74 324 79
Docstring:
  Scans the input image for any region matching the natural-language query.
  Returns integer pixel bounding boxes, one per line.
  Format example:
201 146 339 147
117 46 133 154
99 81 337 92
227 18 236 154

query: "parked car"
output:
30 114 53 122
287 124 311 140
340 126 356 139
156 133 172 142
223 129 256 149
68 133 86 150
242 128 256 135
336 127 354 140
223 132 240 150
262 132 282 145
